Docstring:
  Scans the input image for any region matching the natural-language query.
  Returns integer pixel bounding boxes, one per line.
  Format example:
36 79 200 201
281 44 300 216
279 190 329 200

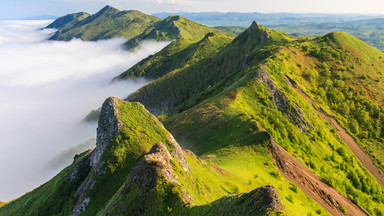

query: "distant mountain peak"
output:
97 5 121 15
101 5 119 11
248 20 260 32
166 15 182 21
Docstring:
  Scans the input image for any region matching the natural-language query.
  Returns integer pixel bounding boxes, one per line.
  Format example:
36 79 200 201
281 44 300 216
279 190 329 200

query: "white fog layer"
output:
0 20 169 201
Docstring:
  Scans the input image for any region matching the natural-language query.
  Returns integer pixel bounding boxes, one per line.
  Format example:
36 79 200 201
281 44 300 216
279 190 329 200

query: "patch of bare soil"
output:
289 77 384 188
268 136 368 216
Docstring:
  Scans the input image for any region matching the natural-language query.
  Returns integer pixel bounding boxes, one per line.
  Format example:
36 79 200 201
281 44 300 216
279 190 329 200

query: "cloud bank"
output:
0 20 169 201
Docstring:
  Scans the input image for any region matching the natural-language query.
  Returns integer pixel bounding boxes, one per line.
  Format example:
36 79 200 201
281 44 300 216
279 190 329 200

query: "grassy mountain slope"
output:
126 22 384 214
116 16 236 80
162 68 383 214
127 21 292 115
4 11 384 215
124 15 235 49
273 32 384 183
270 23 384 52
118 32 233 79
0 97 294 216
46 12 90 30
49 6 162 41
214 26 248 35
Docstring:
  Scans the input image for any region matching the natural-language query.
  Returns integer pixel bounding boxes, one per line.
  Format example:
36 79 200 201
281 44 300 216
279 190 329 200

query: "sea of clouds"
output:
0 20 169 201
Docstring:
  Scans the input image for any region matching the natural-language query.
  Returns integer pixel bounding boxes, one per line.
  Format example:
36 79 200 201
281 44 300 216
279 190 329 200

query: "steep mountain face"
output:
48 5 234 45
124 21 384 215
0 97 288 216
46 12 90 30
116 16 235 80
117 32 234 80
124 15 235 49
49 6 162 41
127 21 290 115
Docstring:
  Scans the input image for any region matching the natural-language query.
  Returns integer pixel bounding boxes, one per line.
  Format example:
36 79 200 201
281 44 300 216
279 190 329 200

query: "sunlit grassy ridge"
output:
0 98 291 216
49 5 234 45
118 16 235 80
128 22 292 115
118 32 233 79
46 12 90 30
164 99 330 215
271 23 384 52
272 31 384 177
49 6 162 41
126 22 384 214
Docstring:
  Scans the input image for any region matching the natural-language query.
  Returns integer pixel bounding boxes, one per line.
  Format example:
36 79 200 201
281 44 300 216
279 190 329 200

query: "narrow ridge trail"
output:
287 76 384 188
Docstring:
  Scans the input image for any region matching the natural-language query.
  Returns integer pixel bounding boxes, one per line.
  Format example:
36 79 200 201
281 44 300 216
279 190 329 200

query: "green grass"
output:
6 16 384 216
80 100 175 216
50 6 162 41
159 30 384 214
125 15 235 48
271 23 384 51
164 94 331 215
127 23 292 115
46 12 90 30
214 26 248 35
0 151 92 216
118 32 233 79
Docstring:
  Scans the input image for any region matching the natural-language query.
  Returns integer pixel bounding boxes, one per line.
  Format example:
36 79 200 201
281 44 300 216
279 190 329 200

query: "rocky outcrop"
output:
71 97 123 216
255 65 312 131
71 97 193 215
247 21 270 44
90 97 123 167
124 142 192 202
127 142 179 187
260 31 270 44
167 133 190 172
111 142 193 214
248 21 260 33
249 185 285 213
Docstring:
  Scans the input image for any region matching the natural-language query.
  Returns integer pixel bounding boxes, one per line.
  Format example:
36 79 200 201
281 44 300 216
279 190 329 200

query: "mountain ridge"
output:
48 6 162 41
0 97 290 215
2 6 384 216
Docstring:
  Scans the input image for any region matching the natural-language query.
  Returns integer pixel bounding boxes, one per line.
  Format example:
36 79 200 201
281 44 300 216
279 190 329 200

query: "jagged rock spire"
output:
90 97 123 167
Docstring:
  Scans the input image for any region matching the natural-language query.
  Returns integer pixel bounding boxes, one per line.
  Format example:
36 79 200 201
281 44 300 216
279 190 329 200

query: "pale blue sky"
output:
1 0 384 19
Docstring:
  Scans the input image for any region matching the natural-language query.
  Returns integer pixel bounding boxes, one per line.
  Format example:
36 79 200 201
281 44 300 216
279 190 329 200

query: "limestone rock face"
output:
167 133 190 172
255 65 312 131
90 97 123 167
126 142 179 190
72 97 124 216
260 31 270 44
248 21 260 33
121 142 194 213
246 21 270 44
251 185 285 212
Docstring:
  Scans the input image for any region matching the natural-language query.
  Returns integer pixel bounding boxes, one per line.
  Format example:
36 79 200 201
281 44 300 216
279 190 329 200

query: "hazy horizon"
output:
1 0 384 20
